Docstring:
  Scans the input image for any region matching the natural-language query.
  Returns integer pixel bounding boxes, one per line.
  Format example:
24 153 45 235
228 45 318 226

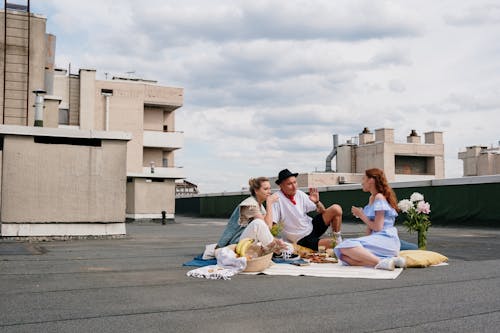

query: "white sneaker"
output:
333 232 342 244
375 258 395 271
272 242 299 260
393 256 406 268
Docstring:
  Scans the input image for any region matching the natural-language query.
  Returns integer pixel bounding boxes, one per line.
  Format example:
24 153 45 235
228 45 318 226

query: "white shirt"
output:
272 190 317 243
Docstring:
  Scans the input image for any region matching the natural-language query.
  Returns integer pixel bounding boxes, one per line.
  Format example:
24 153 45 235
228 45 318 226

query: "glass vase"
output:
417 229 427 250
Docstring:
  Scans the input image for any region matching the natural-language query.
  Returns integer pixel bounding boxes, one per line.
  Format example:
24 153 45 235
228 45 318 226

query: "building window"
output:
34 136 102 147
101 88 113 95
163 125 168 132
395 156 433 175
162 158 168 167
59 108 69 125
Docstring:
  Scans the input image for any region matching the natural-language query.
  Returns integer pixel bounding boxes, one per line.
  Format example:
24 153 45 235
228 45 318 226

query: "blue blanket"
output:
183 254 217 267
183 254 308 267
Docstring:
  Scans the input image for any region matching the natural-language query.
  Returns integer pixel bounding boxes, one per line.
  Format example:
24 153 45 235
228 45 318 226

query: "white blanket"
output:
246 262 403 279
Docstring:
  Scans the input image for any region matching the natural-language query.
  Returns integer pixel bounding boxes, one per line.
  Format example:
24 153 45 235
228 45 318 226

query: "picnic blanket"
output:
244 262 403 279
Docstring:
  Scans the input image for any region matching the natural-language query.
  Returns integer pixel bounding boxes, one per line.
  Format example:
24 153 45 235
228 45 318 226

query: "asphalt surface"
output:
1 217 499 333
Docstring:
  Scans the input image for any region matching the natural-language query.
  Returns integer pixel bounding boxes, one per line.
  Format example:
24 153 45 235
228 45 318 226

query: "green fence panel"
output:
176 179 500 226
199 194 247 218
176 196 201 216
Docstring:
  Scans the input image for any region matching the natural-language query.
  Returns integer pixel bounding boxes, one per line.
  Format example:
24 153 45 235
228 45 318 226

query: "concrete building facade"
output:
0 5 184 237
458 145 500 176
0 8 48 126
52 70 184 220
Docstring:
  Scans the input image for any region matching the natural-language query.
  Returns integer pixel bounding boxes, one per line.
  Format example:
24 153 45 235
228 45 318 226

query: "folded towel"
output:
187 246 247 280
187 265 239 280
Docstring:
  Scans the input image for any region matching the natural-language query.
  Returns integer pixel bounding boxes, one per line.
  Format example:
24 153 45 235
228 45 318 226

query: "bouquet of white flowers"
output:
397 192 431 249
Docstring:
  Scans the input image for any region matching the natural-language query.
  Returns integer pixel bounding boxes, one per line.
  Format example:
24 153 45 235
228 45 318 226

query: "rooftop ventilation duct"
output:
33 89 46 127
325 134 338 172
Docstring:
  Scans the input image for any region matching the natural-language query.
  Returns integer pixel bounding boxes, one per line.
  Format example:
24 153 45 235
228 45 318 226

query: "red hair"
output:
365 168 399 211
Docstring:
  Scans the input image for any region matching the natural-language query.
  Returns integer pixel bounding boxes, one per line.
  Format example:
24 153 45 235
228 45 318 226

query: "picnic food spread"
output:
302 252 338 263
234 238 339 264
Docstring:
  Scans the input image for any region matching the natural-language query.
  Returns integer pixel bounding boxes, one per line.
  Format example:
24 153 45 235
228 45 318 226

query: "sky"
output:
30 0 500 193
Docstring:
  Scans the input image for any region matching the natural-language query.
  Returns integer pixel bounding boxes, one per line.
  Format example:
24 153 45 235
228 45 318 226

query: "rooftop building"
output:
175 180 199 198
271 128 445 188
52 69 184 220
458 144 500 176
0 4 184 236
335 128 445 182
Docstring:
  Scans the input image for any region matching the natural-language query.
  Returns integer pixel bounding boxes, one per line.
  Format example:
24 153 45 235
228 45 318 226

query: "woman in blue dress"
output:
334 168 405 270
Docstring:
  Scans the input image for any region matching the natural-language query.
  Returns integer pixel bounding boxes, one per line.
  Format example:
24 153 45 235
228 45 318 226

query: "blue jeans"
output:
400 239 418 250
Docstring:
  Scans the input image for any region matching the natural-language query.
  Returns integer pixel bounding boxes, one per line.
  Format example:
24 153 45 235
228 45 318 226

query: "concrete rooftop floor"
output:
1 217 499 332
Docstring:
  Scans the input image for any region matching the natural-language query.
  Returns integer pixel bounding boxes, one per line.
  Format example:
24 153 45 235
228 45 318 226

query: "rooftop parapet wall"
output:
176 175 500 227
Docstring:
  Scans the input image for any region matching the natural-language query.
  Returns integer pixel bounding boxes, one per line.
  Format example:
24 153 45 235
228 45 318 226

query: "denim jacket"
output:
216 205 246 248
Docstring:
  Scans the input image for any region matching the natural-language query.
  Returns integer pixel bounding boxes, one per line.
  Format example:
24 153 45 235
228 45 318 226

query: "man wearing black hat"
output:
272 169 343 251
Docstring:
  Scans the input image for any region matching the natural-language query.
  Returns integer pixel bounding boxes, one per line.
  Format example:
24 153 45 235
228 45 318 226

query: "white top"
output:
272 190 317 243
238 196 266 226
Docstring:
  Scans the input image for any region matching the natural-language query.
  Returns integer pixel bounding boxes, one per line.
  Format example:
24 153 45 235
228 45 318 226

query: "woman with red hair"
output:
334 168 405 270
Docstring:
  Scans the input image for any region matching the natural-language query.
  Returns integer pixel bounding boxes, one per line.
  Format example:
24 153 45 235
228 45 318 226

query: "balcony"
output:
143 130 183 150
128 167 184 179
144 85 183 109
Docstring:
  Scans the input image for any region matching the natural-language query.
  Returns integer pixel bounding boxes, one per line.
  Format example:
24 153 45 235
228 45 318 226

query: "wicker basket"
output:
244 252 273 272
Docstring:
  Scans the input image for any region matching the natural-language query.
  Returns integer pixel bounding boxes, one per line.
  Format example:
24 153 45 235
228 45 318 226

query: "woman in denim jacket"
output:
217 177 287 251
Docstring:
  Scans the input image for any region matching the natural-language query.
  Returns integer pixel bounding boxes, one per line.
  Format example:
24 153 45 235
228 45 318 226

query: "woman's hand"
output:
266 193 279 206
264 193 279 228
351 206 363 219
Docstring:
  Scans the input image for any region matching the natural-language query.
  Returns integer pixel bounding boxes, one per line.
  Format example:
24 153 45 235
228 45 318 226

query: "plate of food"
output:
303 252 338 263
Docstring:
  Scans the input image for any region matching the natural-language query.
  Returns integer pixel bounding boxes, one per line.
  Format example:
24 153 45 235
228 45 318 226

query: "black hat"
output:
276 169 299 185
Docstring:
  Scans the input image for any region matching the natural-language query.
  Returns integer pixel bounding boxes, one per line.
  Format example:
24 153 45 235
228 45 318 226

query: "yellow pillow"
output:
399 250 448 268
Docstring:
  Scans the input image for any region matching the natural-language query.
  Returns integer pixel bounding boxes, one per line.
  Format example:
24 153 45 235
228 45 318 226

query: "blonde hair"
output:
248 177 269 196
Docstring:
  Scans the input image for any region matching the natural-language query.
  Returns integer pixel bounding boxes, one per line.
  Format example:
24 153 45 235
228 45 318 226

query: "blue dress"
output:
334 198 400 262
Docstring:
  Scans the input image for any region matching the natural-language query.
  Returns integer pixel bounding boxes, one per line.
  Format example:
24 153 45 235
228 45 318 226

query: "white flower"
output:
397 199 413 213
410 192 424 203
416 201 431 214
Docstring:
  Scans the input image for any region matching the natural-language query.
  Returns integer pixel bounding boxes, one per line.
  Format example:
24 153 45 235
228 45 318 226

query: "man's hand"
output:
309 187 319 204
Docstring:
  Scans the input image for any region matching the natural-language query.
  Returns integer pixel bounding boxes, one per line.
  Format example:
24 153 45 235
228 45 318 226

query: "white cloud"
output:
31 0 500 193
388 79 406 93
444 3 500 26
